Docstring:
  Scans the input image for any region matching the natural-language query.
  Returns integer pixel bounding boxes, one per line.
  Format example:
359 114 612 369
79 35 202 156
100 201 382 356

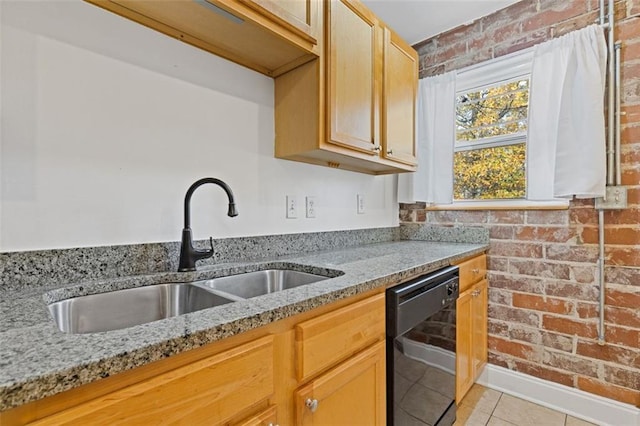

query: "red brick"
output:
435 20 481 48
488 257 510 273
576 302 598 319
603 365 640 391
545 281 598 301
577 377 640 406
513 293 573 315
488 352 511 369
494 29 550 57
606 306 640 328
515 226 576 243
626 187 640 206
621 104 640 126
526 210 569 225
606 325 640 349
571 266 596 284
545 245 599 263
602 208 640 225
543 350 599 377
490 274 545 294
553 11 599 38
489 319 510 337
490 304 541 327
606 287 640 309
415 210 427 222
581 227 640 245
508 325 543 345
399 202 426 210
399 210 414 223
577 340 640 369
605 266 640 286
489 225 514 240
606 246 640 267
509 259 571 280
488 211 525 224
523 2 589 33
489 336 540 361
482 0 538 33
621 144 640 164
621 169 640 186
490 241 543 258
541 331 575 352
622 40 640 64
428 210 488 224
543 315 598 339
513 358 575 387
489 288 512 306
570 208 599 225
618 17 640 41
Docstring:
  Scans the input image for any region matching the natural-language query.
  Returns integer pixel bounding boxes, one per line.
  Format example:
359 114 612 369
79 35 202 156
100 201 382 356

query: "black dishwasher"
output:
386 266 459 426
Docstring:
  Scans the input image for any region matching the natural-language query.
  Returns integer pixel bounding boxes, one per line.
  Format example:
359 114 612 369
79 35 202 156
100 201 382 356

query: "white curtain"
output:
398 71 456 204
528 24 608 200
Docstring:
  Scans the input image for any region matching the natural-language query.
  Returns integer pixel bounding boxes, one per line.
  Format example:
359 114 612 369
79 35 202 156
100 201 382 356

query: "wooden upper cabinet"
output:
85 0 320 77
326 0 379 155
382 27 418 166
238 0 318 45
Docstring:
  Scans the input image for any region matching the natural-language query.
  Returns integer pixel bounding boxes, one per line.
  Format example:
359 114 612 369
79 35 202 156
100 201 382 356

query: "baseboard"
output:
477 364 640 426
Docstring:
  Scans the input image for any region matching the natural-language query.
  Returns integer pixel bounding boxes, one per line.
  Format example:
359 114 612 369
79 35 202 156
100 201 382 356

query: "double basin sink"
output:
48 269 334 334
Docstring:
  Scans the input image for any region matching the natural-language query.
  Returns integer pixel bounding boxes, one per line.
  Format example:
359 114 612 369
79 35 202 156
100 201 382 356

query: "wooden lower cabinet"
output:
1 289 386 426
30 336 275 426
294 341 386 426
456 279 488 403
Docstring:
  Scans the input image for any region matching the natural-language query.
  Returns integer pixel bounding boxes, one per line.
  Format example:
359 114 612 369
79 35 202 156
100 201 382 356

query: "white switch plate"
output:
286 195 298 219
306 196 316 218
357 194 365 214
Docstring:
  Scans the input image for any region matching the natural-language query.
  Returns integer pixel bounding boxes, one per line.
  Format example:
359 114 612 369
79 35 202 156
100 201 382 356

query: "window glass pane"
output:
456 79 529 143
454 144 526 200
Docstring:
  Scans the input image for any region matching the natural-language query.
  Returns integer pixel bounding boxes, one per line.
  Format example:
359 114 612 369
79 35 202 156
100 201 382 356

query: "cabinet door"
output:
33 336 275 426
456 287 474 404
382 27 417 166
294 341 386 426
326 0 380 154
472 279 488 376
233 405 278 426
237 0 319 46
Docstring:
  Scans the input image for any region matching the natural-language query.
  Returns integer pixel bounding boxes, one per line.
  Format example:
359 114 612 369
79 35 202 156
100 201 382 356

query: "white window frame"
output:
439 48 569 210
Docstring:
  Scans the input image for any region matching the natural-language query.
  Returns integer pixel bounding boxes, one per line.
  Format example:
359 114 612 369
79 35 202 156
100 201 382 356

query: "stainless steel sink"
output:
199 269 330 299
48 269 334 334
48 283 238 334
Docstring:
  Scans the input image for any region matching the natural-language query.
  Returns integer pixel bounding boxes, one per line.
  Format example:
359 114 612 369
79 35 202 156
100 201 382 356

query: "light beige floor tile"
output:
566 415 598 426
492 394 566 426
459 384 502 415
418 366 455 397
487 416 519 426
400 383 452 425
454 404 491 426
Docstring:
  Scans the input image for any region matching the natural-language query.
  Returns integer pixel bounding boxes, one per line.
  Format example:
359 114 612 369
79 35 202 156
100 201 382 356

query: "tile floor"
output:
455 384 598 426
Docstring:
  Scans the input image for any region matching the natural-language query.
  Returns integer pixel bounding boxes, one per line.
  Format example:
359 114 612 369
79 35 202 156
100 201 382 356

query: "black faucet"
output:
178 177 238 272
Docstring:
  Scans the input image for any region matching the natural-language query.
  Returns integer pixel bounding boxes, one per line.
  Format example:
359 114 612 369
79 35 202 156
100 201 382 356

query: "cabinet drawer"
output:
295 293 385 382
457 254 487 293
34 336 275 426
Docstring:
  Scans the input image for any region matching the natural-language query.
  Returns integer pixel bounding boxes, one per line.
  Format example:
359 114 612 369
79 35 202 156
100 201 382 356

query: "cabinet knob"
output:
372 146 381 153
387 149 393 155
305 398 319 413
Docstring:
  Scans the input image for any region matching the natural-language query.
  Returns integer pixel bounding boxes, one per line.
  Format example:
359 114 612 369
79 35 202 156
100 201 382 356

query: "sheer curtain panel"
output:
398 71 456 204
527 25 608 200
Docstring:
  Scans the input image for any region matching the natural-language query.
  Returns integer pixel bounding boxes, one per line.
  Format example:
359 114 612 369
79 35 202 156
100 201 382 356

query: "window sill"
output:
424 199 570 211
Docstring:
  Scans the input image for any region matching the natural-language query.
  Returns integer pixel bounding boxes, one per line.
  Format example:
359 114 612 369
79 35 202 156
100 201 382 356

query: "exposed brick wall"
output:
403 0 640 406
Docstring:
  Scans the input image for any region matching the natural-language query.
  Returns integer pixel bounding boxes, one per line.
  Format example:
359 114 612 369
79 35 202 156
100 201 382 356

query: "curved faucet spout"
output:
178 177 238 272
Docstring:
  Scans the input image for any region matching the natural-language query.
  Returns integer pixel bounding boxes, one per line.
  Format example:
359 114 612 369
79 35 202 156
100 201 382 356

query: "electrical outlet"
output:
357 194 365 214
306 196 316 218
286 195 298 219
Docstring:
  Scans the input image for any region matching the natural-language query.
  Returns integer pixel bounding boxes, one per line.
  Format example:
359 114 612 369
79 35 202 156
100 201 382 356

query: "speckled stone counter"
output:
0 239 487 412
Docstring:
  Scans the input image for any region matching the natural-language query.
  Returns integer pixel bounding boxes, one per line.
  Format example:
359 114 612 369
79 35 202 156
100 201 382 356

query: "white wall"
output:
0 1 399 252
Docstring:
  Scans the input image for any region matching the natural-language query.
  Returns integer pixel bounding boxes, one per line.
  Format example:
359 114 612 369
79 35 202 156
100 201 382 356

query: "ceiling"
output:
360 0 521 46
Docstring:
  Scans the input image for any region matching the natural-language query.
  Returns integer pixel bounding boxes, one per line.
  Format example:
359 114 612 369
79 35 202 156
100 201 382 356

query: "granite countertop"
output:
0 240 487 411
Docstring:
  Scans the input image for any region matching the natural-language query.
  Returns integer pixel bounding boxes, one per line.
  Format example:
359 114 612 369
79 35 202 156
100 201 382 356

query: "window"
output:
454 77 530 200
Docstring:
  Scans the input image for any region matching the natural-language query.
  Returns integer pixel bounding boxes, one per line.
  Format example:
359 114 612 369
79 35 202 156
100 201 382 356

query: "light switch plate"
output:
286 195 297 218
